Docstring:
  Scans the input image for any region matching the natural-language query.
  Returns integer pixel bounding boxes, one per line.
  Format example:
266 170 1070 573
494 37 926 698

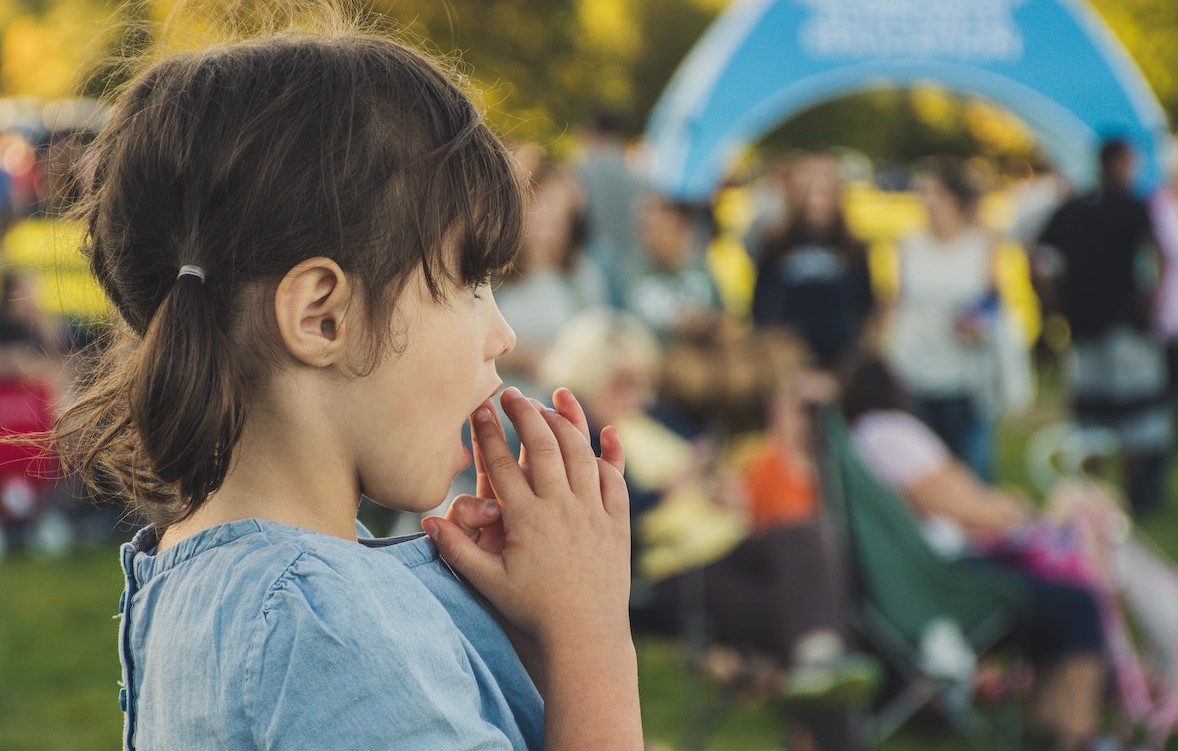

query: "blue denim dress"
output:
116 519 544 749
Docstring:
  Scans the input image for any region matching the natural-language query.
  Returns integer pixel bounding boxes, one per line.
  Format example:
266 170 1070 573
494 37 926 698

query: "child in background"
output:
625 196 723 342
54 18 640 751
738 373 879 709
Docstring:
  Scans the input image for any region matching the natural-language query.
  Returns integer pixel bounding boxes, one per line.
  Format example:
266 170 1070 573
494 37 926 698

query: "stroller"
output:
1025 422 1178 749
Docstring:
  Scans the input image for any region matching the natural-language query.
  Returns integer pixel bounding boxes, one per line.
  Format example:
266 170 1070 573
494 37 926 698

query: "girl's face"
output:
339 270 516 511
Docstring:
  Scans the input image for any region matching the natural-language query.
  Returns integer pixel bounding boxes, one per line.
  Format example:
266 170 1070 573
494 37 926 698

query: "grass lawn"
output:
2 377 1177 749
0 547 124 750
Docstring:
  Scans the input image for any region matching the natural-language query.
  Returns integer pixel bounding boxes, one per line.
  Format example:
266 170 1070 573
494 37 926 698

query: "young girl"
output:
55 26 641 751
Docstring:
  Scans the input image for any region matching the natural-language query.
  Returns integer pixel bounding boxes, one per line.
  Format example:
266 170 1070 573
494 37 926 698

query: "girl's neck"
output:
157 396 362 552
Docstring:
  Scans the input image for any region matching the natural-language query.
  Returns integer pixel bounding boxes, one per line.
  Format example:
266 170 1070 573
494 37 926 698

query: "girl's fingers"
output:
598 458 631 524
539 408 601 501
599 424 625 476
423 516 503 593
445 493 502 538
599 426 630 520
501 388 569 496
552 387 591 443
470 399 505 501
472 404 536 504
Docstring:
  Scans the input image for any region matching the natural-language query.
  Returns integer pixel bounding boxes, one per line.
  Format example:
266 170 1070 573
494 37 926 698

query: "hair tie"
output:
177 265 206 284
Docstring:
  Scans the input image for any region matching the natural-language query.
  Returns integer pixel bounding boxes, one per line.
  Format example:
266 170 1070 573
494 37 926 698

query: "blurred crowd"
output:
5 99 1178 749
0 97 117 557
463 115 1177 750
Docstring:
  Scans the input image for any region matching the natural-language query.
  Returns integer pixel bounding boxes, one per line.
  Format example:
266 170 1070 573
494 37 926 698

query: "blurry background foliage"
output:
0 0 1172 159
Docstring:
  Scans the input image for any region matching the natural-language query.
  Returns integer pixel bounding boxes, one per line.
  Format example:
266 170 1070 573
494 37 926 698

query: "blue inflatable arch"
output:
645 0 1169 200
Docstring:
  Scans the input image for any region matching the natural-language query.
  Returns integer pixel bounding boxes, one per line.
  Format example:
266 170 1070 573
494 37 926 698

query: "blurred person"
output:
495 160 607 400
1037 139 1171 515
751 153 875 368
885 156 1002 480
0 269 66 555
543 310 872 750
1007 157 1069 251
625 195 723 342
0 269 63 360
575 109 645 306
842 356 1108 751
742 151 801 258
540 308 671 524
1149 145 1178 420
0 131 40 219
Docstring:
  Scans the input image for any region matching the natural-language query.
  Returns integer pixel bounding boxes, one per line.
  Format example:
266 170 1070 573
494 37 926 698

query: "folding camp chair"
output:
814 406 1032 749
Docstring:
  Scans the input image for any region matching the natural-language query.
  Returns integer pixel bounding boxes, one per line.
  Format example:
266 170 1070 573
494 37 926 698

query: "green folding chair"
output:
814 407 1032 749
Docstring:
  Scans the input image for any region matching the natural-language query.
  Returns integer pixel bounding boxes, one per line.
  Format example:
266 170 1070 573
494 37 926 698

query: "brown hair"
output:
55 31 524 526
839 354 910 424
913 155 981 215
509 160 589 278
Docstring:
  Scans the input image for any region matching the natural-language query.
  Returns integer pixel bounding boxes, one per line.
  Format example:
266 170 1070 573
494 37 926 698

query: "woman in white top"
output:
886 157 999 480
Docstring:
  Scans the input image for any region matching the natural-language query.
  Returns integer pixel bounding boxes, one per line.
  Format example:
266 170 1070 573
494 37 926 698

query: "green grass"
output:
0 547 125 750
2 379 1177 749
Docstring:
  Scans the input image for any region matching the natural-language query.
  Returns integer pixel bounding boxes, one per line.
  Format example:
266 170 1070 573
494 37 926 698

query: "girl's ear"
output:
274 257 353 367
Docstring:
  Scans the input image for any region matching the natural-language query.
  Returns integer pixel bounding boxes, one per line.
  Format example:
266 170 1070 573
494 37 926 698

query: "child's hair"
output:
913 155 981 214
56 29 525 526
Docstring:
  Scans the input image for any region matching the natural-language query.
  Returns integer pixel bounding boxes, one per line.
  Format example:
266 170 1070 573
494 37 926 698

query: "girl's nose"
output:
497 321 517 359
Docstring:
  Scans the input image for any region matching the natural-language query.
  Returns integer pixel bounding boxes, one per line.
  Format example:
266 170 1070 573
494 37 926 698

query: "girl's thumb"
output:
422 516 500 590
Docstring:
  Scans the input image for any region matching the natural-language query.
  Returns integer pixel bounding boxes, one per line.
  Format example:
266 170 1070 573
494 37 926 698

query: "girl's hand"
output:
423 386 632 647
433 389 643 750
440 388 624 556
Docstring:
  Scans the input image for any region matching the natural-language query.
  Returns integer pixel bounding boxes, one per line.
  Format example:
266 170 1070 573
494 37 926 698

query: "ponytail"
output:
128 270 244 520
53 267 245 526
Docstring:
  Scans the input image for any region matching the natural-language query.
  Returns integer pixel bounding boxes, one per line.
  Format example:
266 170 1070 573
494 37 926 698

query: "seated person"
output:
542 314 872 751
841 355 1108 751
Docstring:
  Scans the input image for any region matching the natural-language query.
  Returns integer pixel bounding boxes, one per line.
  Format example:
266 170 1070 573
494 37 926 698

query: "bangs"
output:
454 130 525 287
409 103 525 298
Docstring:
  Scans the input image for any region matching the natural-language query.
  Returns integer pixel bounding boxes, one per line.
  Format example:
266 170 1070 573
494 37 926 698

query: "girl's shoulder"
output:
234 523 468 638
240 528 540 749
126 520 457 642
124 521 538 749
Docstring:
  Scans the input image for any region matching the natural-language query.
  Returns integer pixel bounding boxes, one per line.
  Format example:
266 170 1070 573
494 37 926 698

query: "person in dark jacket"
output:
751 153 875 368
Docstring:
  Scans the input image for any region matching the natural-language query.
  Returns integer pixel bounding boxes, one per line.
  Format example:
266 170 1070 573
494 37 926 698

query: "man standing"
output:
576 110 646 307
1038 139 1171 514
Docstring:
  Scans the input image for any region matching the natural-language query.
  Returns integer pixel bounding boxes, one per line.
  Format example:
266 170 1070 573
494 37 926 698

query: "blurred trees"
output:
0 0 716 147
1091 0 1178 122
0 0 1173 157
